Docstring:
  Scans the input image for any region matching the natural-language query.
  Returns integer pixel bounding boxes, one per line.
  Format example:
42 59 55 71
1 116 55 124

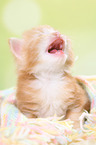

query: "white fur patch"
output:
29 73 68 117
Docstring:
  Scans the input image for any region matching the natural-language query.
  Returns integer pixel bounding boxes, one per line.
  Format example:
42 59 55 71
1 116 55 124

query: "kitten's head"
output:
9 25 74 75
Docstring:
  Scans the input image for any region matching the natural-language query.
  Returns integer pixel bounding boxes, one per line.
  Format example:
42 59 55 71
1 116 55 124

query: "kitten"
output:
9 25 90 128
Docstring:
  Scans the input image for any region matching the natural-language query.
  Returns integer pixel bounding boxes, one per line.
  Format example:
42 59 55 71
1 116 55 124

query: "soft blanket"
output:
0 76 96 145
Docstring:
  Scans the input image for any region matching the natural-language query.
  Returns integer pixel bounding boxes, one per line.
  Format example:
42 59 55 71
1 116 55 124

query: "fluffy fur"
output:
9 25 90 128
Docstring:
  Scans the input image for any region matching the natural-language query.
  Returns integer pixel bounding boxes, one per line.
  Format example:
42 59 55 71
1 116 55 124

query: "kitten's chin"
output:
29 52 68 75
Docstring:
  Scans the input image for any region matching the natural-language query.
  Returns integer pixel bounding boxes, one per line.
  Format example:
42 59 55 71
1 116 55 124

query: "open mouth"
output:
48 38 64 54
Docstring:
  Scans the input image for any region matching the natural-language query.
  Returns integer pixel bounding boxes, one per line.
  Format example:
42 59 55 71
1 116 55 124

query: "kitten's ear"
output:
9 38 23 59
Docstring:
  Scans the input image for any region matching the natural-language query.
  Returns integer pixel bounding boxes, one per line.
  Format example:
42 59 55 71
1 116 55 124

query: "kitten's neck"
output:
18 70 70 83
33 71 67 81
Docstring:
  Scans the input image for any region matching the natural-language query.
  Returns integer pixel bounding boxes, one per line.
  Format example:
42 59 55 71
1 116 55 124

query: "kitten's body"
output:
9 25 90 128
17 72 89 118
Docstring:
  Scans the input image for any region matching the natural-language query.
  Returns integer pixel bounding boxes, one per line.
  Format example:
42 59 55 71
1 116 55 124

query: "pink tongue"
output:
50 49 64 55
50 49 57 53
57 50 64 55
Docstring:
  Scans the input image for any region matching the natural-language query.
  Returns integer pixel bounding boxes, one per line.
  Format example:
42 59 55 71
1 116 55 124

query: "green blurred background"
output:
0 0 96 89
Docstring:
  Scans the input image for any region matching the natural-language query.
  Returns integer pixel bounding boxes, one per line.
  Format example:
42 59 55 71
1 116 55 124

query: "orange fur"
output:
9 25 90 128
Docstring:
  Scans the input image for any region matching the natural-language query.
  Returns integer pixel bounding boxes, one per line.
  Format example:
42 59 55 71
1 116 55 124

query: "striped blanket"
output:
0 76 96 145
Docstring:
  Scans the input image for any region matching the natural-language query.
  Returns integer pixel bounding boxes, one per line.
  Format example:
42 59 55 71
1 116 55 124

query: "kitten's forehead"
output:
23 26 58 40
34 26 56 37
41 26 56 35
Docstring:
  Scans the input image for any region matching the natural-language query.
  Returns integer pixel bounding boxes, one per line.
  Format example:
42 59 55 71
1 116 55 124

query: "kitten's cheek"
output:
64 54 68 62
